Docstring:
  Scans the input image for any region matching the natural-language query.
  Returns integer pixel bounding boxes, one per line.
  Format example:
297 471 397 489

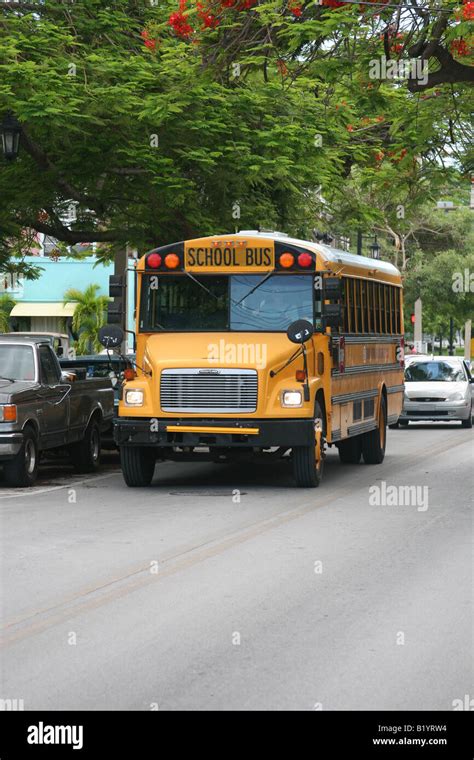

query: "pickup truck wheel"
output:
72 418 101 473
120 446 155 487
3 428 39 487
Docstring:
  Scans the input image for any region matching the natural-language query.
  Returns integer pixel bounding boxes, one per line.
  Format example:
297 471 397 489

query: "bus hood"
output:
143 332 306 374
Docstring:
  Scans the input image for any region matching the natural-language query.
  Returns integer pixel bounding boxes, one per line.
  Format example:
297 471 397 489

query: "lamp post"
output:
370 235 380 259
0 111 21 161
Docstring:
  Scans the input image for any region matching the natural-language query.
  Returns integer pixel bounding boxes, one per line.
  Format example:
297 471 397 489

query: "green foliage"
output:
0 294 16 332
0 0 471 260
63 283 109 354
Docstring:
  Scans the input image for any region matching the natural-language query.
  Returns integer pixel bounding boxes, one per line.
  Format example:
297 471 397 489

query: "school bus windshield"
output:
139 274 314 332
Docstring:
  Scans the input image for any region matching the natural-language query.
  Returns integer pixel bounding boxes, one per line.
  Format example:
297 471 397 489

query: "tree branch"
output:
407 43 474 92
20 127 105 214
30 220 129 244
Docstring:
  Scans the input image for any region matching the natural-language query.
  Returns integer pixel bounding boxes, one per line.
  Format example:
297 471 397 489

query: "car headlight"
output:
125 389 144 406
281 390 303 407
448 392 465 401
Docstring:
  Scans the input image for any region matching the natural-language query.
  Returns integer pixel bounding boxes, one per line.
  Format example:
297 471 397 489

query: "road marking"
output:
0 470 119 500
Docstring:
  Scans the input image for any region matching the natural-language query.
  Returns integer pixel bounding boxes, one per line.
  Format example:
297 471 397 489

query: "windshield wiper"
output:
183 271 222 302
0 375 15 382
234 271 274 306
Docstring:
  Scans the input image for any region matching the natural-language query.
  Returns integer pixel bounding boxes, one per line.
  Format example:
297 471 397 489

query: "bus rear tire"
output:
292 400 325 488
362 395 387 464
337 435 362 464
120 446 156 487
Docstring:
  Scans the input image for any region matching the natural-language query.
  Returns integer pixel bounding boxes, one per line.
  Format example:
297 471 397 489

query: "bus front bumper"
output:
114 418 315 448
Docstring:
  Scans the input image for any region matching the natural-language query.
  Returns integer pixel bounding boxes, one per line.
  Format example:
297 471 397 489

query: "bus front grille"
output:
160 369 258 413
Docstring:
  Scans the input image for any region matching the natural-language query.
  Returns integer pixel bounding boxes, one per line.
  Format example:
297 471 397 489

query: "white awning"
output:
10 302 77 318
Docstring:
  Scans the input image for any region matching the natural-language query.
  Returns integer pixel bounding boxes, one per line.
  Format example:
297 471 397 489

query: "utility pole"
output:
448 317 454 356
357 230 362 256
464 320 472 361
114 246 128 355
414 298 423 353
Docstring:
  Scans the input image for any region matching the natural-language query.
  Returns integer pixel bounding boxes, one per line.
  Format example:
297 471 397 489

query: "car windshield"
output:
140 274 314 331
0 345 36 381
405 361 466 383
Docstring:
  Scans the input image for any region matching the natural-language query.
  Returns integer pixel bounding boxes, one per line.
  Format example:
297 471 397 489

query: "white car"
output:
399 356 473 428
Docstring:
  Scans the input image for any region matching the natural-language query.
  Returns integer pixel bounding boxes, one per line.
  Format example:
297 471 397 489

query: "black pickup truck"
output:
0 337 114 487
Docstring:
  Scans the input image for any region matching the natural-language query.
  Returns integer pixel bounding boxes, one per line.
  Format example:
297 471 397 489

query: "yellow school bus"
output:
107 231 404 488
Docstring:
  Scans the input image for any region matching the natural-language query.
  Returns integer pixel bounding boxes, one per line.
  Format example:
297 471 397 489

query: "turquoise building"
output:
1 255 135 350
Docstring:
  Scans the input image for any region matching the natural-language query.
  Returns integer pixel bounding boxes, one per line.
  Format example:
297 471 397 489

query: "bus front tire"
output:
120 445 156 487
292 400 325 488
362 396 387 464
337 435 362 464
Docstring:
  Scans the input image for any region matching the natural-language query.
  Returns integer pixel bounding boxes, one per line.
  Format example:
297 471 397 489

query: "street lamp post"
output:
370 235 380 259
0 111 21 161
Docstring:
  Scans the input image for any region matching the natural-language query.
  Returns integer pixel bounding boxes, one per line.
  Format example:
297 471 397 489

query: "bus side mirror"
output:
287 320 314 344
98 324 124 349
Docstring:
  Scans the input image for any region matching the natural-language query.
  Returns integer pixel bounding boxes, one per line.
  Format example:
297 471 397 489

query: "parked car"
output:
399 355 473 427
59 354 134 448
0 332 70 356
0 337 114 486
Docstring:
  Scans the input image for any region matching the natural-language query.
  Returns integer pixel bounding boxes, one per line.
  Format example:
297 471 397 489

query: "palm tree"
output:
64 284 109 354
0 294 16 332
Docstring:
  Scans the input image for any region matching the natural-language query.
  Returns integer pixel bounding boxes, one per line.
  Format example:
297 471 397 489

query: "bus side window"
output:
385 285 390 334
344 278 352 333
363 279 367 333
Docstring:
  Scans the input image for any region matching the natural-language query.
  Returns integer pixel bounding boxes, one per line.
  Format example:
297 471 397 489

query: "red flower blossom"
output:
461 1 474 20
321 0 346 6
288 0 303 16
141 30 157 50
450 38 470 56
168 10 194 38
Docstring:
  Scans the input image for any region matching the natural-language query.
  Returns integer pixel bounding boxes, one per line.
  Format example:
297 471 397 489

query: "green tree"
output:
64 284 109 354
0 294 16 332
0 0 472 260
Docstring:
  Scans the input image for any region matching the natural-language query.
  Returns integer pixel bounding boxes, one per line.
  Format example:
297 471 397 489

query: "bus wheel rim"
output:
379 405 386 448
314 420 323 471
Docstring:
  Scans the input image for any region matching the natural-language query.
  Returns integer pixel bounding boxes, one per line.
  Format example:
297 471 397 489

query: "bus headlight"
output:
281 390 303 407
125 389 144 406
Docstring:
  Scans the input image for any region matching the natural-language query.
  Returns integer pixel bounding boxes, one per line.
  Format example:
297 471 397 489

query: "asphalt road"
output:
0 423 472 711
